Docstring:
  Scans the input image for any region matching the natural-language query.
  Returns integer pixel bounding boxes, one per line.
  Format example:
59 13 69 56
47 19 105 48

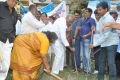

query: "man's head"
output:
66 14 74 26
74 10 81 20
29 4 38 16
40 13 48 21
36 11 41 20
97 2 109 16
7 0 17 9
49 16 57 23
83 8 92 18
94 9 101 21
110 10 118 21
117 3 120 12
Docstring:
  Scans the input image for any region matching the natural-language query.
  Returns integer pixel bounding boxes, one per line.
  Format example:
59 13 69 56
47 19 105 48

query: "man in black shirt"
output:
0 0 17 80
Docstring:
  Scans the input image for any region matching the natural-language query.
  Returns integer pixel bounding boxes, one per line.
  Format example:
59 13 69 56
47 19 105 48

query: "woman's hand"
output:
45 65 51 73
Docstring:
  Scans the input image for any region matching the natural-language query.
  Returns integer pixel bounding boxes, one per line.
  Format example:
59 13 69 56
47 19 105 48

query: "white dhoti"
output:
0 40 13 80
51 40 65 74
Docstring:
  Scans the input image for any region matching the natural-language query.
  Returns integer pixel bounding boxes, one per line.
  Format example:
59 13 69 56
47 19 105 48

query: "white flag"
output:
47 1 67 18
29 0 34 6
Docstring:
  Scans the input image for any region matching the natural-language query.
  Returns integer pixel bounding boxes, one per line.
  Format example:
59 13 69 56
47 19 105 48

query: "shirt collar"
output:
101 12 109 19
84 16 91 20
83 17 91 22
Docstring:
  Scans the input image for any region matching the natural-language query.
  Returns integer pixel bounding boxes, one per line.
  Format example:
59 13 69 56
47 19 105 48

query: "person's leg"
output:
98 47 106 80
82 39 91 73
51 40 64 74
116 53 120 77
66 49 70 66
0 40 13 80
107 45 117 80
59 46 65 71
94 46 101 72
71 49 75 69
82 40 86 72
64 47 67 67
74 38 81 70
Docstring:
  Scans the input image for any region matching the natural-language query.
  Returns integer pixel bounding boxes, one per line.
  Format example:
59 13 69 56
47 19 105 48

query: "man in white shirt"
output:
50 15 74 74
92 9 101 74
40 14 74 74
89 2 119 80
21 5 45 34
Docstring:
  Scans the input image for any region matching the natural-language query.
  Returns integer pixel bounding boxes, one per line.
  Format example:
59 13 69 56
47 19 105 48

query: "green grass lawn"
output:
40 67 109 80
6 60 120 80
6 67 111 80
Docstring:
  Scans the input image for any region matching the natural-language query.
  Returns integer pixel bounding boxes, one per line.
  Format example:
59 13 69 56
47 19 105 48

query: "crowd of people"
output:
0 0 120 80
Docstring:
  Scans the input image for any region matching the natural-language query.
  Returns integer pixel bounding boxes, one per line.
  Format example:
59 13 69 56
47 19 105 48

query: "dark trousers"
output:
72 37 81 69
116 53 120 77
93 46 101 71
98 45 117 80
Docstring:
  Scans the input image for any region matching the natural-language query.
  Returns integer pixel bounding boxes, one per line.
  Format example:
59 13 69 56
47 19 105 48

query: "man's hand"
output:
72 39 75 45
89 44 94 48
69 47 75 52
82 35 87 39
103 23 111 31
104 23 112 27
66 46 75 53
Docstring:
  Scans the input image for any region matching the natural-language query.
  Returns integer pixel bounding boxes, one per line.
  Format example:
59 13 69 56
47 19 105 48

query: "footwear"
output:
93 70 98 74
64 66 67 68
84 70 91 74
72 68 80 73
72 68 75 72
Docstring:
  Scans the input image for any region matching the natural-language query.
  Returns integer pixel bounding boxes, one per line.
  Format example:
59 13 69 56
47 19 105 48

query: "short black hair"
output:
29 4 36 11
49 16 57 21
85 8 93 14
97 2 109 10
74 10 81 15
109 10 118 15
94 9 99 14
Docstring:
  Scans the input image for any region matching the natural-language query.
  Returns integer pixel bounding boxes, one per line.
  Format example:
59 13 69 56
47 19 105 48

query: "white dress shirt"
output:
40 22 55 32
93 12 119 47
21 12 45 34
53 17 69 47
15 20 22 35
93 21 100 46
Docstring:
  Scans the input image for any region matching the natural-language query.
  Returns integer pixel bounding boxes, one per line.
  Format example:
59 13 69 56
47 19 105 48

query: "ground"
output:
6 67 111 80
6 60 120 80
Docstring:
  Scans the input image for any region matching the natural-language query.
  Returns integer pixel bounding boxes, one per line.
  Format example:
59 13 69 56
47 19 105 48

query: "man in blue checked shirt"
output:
70 10 82 72
74 8 96 74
